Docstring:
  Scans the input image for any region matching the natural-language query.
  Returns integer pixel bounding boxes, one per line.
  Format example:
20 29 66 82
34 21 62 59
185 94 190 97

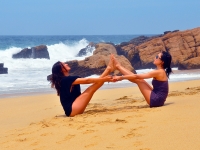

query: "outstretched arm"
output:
72 76 113 85
114 70 160 81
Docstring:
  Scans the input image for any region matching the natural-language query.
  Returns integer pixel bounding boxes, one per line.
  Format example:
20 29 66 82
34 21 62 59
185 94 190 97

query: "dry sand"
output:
0 80 200 150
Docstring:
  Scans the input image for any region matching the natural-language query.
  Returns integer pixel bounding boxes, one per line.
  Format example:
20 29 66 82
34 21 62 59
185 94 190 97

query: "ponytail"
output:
166 67 172 78
161 51 172 78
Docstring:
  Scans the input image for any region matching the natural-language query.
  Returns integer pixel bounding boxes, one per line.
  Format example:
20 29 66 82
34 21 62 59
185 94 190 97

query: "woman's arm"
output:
115 70 160 81
72 76 113 85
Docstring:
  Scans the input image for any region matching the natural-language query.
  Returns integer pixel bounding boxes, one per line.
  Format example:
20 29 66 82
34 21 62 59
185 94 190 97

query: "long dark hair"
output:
160 51 172 78
50 61 64 96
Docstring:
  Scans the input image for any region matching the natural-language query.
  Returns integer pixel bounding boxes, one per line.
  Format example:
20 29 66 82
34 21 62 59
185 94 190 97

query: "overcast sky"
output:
0 0 199 35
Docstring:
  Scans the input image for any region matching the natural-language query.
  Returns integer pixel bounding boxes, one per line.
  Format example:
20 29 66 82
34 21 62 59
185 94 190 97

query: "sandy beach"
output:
0 79 200 150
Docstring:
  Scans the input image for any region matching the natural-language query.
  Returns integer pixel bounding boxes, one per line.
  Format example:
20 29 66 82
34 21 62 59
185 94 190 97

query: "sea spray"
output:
0 38 97 96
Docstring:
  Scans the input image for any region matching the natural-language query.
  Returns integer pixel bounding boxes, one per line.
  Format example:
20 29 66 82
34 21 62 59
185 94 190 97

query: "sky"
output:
0 0 200 35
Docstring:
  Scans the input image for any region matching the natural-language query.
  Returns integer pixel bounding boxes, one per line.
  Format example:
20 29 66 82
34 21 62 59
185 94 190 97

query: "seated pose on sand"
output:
112 51 172 107
50 56 114 117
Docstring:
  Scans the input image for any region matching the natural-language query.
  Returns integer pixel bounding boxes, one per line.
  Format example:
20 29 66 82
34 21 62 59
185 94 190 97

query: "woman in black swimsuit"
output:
112 51 172 107
50 56 114 117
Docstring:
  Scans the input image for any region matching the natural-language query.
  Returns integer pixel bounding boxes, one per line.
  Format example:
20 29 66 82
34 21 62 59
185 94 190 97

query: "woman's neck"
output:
156 65 164 70
63 72 69 76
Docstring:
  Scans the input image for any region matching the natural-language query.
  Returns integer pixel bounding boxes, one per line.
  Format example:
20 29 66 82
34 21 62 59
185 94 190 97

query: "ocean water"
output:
0 35 200 98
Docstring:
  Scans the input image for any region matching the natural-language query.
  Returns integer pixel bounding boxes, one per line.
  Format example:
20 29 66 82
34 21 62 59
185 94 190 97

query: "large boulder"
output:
0 63 8 74
12 45 50 59
178 57 200 70
115 36 165 69
12 48 32 58
115 27 200 70
66 43 135 77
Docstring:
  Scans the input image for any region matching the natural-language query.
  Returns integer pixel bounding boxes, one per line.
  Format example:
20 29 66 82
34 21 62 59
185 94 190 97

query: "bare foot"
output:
107 54 114 72
112 54 121 70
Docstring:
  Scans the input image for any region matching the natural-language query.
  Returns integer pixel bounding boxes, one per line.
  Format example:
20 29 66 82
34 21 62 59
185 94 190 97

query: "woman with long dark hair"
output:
112 51 172 107
50 56 114 117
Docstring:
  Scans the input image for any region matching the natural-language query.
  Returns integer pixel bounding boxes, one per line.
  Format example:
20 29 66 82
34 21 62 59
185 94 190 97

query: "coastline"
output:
0 79 200 149
1 74 200 99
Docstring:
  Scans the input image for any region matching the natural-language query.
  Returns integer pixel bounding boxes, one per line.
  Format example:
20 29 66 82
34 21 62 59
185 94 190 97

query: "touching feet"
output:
107 54 115 72
111 54 121 70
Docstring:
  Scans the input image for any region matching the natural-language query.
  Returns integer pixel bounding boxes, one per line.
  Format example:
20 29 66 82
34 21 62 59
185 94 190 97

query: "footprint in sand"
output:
40 133 52 136
64 134 75 140
16 138 27 142
39 120 56 128
168 91 185 97
122 128 143 139
29 122 36 126
115 127 123 131
168 87 200 96
115 118 127 123
116 96 129 100
122 132 142 139
83 129 96 134
84 142 97 148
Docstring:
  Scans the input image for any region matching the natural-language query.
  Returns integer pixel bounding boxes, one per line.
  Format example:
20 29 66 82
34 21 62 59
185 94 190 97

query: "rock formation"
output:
47 27 200 81
68 43 135 77
0 63 8 74
12 45 50 59
115 27 200 70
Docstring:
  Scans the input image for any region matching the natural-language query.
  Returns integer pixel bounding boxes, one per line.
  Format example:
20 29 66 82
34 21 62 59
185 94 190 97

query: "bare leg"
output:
70 56 113 116
112 55 152 105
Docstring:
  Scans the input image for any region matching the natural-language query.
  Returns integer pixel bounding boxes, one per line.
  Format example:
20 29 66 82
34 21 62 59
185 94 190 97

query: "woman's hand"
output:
112 76 123 82
102 75 114 82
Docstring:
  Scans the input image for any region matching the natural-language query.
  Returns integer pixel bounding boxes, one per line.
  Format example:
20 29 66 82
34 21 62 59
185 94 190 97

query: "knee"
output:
129 79 137 83
129 79 141 83
70 106 85 117
70 111 84 117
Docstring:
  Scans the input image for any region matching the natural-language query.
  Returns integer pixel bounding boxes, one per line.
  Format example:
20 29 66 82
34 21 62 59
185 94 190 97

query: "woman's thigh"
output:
135 80 152 105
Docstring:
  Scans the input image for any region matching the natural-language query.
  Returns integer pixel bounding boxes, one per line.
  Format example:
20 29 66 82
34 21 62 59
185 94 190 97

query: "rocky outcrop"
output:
178 57 200 69
47 27 200 81
115 27 200 70
67 43 135 77
12 45 50 59
164 30 179 35
0 63 8 74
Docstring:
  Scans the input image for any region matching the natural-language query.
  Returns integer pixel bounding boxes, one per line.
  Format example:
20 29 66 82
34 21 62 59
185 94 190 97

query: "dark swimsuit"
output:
150 79 168 107
60 76 81 116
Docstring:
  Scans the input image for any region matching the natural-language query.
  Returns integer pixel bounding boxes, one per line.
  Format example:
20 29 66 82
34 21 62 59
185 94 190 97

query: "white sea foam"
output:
1 40 90 70
0 39 93 96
